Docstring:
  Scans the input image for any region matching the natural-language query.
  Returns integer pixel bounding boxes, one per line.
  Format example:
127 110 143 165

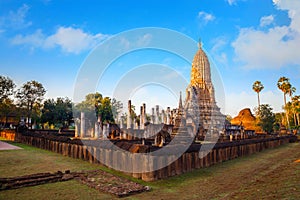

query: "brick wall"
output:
1 130 296 181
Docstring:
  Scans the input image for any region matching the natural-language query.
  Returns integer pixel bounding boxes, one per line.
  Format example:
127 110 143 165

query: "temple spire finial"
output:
198 38 202 49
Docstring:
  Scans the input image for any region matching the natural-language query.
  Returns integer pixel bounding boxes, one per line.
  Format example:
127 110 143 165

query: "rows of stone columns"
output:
75 100 180 139
125 100 177 130
75 112 110 139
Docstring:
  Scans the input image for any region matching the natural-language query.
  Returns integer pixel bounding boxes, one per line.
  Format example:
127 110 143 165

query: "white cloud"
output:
0 4 32 30
226 0 246 6
273 0 300 33
137 33 152 46
232 0 300 69
226 0 236 5
211 37 227 52
211 37 228 65
44 27 108 54
11 26 109 54
218 52 228 65
198 11 215 24
11 29 45 47
260 15 274 27
113 33 153 52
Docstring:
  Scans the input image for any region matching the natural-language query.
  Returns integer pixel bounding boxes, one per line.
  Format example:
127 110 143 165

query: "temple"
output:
75 40 226 144
183 40 225 139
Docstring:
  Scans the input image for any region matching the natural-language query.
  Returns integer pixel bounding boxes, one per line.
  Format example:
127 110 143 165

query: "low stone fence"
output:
1 130 297 181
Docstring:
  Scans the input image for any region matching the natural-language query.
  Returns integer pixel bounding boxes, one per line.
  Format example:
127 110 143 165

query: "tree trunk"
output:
257 92 260 108
284 94 290 132
284 94 287 106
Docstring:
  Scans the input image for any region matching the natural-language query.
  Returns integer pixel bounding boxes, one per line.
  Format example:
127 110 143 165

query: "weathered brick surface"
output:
1 129 297 181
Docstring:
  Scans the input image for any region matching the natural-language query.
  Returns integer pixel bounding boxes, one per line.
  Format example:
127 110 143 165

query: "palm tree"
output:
292 95 300 126
252 81 264 108
277 77 291 131
288 86 296 126
277 77 291 106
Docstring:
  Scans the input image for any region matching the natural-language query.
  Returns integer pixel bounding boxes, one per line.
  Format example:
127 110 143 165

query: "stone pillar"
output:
75 118 80 137
143 103 146 124
155 105 160 124
166 107 171 125
99 125 103 139
140 106 144 130
134 118 139 130
161 109 165 124
103 124 107 139
154 135 158 146
97 116 103 139
151 108 155 124
127 100 132 129
94 122 99 139
122 130 127 140
120 119 123 129
106 125 109 139
80 112 85 138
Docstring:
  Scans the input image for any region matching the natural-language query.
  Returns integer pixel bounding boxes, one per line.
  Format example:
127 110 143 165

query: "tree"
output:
294 95 300 126
76 92 102 116
74 93 101 130
130 104 137 121
41 97 73 128
111 98 123 122
0 76 16 127
277 77 291 106
255 104 275 134
75 92 115 127
225 115 232 122
252 81 264 108
0 98 17 128
291 95 300 127
287 86 296 126
274 112 283 132
277 77 292 130
41 99 56 127
99 97 115 124
0 76 15 102
16 80 46 127
55 97 73 128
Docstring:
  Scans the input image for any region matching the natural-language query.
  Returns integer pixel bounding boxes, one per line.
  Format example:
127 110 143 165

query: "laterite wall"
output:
0 130 297 181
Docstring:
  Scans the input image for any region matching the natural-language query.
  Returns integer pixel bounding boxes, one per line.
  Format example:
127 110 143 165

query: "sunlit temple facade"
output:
184 41 225 138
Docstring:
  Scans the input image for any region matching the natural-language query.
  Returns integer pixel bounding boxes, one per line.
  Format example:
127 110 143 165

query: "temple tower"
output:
185 40 224 138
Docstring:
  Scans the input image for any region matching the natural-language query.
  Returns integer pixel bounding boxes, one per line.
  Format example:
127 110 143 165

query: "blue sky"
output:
0 0 300 116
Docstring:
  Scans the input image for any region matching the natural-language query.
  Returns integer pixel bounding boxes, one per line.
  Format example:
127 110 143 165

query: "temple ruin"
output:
75 40 226 145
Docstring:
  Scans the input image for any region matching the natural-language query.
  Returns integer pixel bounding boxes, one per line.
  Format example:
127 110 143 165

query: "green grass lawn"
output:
0 139 299 200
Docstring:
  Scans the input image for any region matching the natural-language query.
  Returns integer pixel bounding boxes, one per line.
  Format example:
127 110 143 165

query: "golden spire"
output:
190 38 212 89
198 38 202 49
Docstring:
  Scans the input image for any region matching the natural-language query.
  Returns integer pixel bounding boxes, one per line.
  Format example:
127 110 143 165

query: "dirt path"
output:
0 141 22 150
